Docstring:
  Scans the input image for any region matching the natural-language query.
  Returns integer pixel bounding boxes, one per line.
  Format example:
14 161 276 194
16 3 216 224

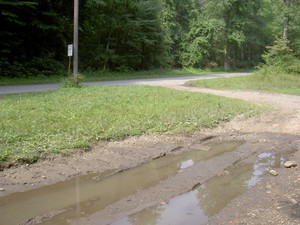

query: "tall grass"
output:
0 85 262 165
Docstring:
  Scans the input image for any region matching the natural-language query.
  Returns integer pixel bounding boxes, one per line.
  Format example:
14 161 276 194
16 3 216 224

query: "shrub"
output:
60 74 85 88
0 56 65 78
260 39 300 75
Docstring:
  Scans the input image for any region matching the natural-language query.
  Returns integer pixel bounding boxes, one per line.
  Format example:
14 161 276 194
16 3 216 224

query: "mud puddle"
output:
0 141 242 225
110 150 294 225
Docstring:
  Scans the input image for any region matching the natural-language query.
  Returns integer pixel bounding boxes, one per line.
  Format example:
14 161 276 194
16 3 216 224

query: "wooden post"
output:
68 56 71 79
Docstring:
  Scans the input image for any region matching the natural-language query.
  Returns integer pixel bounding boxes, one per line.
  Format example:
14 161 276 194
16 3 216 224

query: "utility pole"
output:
73 0 79 79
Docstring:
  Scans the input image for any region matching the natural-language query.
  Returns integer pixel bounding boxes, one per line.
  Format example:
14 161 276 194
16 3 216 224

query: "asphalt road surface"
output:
0 72 251 95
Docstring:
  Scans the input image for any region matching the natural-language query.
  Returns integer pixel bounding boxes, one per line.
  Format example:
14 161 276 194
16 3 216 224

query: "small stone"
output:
223 170 229 176
284 161 297 168
0 188 4 192
92 176 99 181
269 169 278 176
41 175 47 179
85 202 92 207
290 199 298 205
266 185 272 189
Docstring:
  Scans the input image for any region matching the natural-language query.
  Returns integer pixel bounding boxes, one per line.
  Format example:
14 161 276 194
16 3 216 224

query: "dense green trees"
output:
80 0 166 71
0 0 300 77
0 0 72 77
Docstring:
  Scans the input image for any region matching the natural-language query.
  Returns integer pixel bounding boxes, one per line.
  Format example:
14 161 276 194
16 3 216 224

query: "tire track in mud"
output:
73 133 300 225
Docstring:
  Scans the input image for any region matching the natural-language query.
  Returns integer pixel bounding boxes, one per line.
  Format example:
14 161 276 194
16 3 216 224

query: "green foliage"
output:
80 0 167 70
262 39 293 65
1 0 300 77
0 86 262 165
160 0 201 67
180 36 210 67
0 0 72 77
202 0 268 69
0 57 65 77
179 18 223 68
60 74 85 88
260 39 300 75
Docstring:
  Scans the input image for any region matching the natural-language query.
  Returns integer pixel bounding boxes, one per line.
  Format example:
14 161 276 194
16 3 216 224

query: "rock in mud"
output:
0 188 4 191
290 199 298 205
265 185 272 189
284 161 297 168
269 169 278 176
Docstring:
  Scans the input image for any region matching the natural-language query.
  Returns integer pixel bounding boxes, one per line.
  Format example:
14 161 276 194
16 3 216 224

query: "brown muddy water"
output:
110 151 292 225
0 141 242 225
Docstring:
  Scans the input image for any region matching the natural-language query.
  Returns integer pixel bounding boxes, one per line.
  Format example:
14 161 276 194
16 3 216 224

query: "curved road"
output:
0 72 251 95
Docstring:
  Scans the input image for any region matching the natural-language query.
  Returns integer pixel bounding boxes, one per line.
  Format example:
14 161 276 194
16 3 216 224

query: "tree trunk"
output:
283 0 289 42
233 46 237 69
103 28 112 70
224 46 230 70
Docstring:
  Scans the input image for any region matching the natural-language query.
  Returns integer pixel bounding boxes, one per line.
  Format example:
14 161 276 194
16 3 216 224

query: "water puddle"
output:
111 150 292 225
0 141 242 225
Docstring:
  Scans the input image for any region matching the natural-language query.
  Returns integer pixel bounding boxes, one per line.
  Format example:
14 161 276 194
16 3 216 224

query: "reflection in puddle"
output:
111 164 253 225
111 151 292 225
0 141 242 225
246 151 289 188
179 159 194 171
111 190 207 225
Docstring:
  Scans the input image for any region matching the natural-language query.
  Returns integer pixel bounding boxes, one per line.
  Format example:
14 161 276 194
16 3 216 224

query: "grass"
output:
189 71 300 96
0 85 262 166
0 68 237 86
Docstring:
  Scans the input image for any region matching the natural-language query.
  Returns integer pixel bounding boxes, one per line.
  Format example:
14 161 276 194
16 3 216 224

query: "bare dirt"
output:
0 83 300 225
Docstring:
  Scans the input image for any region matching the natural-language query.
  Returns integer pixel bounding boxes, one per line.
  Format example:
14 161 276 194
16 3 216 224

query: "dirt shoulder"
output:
0 84 300 224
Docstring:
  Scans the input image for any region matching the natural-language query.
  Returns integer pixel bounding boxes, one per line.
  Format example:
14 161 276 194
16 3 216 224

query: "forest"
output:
0 0 300 77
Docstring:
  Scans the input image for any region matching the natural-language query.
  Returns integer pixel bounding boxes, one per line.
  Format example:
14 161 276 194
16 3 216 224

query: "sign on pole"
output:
68 44 73 57
67 44 73 79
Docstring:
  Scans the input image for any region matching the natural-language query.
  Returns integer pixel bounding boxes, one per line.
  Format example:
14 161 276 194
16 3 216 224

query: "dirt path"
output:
171 85 300 136
0 83 300 225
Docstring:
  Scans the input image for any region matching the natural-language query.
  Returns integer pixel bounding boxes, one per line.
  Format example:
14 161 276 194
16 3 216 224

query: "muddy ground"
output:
0 83 300 225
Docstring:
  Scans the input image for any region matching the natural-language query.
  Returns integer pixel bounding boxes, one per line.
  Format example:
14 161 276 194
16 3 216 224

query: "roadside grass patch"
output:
0 86 262 166
189 72 300 96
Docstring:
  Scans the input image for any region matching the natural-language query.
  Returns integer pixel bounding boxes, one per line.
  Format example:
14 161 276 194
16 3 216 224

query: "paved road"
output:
0 72 251 95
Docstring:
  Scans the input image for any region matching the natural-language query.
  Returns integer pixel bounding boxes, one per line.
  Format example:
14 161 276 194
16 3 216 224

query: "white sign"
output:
68 44 73 57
